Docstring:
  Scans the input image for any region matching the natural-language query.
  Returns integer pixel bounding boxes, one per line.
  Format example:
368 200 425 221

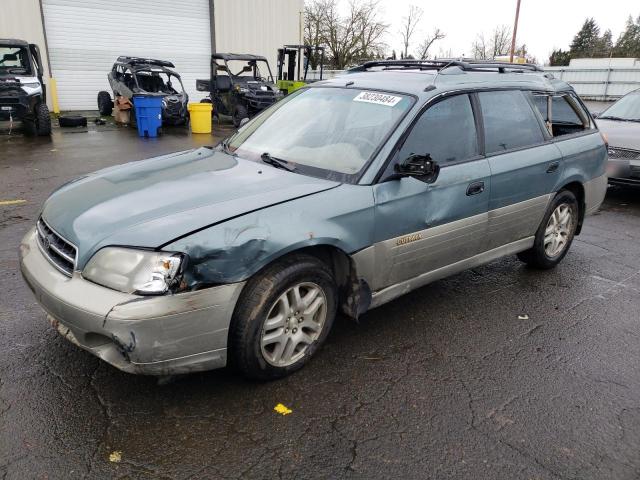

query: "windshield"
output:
600 92 640 121
0 46 32 75
229 87 413 179
223 60 273 82
135 70 184 94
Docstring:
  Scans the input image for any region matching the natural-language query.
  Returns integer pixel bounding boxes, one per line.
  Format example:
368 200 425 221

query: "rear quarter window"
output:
479 90 545 154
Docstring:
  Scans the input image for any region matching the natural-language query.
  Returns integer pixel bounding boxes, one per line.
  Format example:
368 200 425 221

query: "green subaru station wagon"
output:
20 60 607 379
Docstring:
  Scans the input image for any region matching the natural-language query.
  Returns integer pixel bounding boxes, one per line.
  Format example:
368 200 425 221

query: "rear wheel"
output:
230 254 337 380
232 104 248 127
97 91 113 116
517 190 579 269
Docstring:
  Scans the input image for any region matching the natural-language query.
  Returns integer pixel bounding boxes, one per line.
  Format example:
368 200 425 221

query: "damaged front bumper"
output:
19 228 245 375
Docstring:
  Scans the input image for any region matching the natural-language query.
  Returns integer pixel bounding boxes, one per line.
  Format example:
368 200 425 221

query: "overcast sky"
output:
371 0 639 63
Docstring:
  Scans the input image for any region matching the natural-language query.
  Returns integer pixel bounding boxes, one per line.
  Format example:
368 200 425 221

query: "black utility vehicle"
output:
0 39 51 136
98 56 188 125
197 53 281 127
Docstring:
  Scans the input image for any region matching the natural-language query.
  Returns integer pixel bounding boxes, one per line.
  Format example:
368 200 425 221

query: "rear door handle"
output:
466 181 485 196
547 161 560 173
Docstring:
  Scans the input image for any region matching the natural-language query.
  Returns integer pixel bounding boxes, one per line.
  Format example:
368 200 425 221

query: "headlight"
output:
235 85 249 93
83 247 186 295
20 82 41 88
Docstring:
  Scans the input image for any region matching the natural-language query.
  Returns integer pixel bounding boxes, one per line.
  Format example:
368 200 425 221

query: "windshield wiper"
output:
261 152 296 172
598 115 630 121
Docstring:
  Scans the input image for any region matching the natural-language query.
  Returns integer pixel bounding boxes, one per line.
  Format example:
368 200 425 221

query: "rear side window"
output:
532 93 591 137
397 94 478 165
479 90 545 154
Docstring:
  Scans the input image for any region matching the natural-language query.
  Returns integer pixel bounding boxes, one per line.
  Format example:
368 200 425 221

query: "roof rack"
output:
348 59 543 74
116 56 175 68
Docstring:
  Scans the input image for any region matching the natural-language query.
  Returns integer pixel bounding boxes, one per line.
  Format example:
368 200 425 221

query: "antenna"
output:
425 60 458 91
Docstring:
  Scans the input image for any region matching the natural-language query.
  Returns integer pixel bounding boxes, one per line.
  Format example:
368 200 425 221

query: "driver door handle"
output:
466 181 485 196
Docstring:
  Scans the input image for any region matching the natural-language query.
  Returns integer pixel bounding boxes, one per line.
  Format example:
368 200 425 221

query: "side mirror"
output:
394 154 440 183
591 111 600 118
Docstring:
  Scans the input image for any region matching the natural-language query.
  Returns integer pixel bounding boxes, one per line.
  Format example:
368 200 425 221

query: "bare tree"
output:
471 33 489 59
416 28 446 59
471 25 512 60
303 0 327 69
399 5 423 58
304 0 388 70
491 25 512 58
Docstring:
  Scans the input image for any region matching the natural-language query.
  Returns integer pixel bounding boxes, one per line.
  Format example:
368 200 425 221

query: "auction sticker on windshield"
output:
353 91 402 107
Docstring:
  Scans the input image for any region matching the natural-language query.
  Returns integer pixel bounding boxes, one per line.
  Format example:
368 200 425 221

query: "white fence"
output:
544 66 640 100
306 70 346 80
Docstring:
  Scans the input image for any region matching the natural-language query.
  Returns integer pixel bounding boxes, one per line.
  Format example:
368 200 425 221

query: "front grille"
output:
36 217 77 276
0 97 20 104
253 90 274 97
608 147 640 160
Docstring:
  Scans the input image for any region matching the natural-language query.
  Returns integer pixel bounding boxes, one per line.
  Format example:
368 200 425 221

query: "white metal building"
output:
2 0 303 110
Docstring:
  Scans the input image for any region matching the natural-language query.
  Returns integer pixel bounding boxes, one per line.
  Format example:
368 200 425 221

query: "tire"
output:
35 103 51 135
232 104 248 127
58 115 87 128
517 190 579 269
24 103 51 136
230 254 338 380
97 91 113 116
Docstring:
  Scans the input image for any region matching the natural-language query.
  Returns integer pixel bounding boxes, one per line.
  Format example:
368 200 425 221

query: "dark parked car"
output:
595 89 640 185
21 60 607 379
97 56 188 125
0 38 50 135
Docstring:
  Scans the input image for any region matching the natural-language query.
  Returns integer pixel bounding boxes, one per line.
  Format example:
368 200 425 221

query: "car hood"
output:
597 119 640 151
41 147 339 267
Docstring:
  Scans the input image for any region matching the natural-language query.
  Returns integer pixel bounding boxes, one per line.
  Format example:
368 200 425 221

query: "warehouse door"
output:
42 0 211 110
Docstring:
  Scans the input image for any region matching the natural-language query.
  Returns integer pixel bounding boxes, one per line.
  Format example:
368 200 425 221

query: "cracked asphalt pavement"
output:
1 124 640 479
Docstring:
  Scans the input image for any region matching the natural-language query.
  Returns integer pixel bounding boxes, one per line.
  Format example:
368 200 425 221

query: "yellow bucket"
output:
188 102 213 134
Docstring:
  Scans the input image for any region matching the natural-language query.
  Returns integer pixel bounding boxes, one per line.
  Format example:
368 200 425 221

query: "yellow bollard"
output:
49 78 60 114
187 102 213 134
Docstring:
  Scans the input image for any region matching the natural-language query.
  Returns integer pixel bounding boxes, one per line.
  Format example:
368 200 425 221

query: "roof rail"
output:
348 59 543 74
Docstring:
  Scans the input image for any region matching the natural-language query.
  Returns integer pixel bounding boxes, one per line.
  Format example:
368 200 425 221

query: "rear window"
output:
479 90 545 154
532 93 591 137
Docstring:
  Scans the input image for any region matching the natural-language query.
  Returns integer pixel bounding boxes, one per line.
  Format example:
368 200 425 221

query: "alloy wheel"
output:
260 282 327 367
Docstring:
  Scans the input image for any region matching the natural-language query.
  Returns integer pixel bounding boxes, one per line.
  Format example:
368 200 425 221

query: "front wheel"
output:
517 190 579 269
232 104 248 127
230 254 337 380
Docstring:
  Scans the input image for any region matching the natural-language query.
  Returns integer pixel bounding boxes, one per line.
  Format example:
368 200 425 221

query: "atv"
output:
0 38 51 136
196 53 282 127
97 56 188 125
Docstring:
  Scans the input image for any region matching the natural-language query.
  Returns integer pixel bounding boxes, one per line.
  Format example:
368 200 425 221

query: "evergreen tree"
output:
613 15 640 57
549 49 571 66
570 18 601 58
596 29 614 57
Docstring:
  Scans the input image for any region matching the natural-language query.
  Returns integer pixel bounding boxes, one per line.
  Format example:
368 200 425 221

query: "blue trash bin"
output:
132 95 163 138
